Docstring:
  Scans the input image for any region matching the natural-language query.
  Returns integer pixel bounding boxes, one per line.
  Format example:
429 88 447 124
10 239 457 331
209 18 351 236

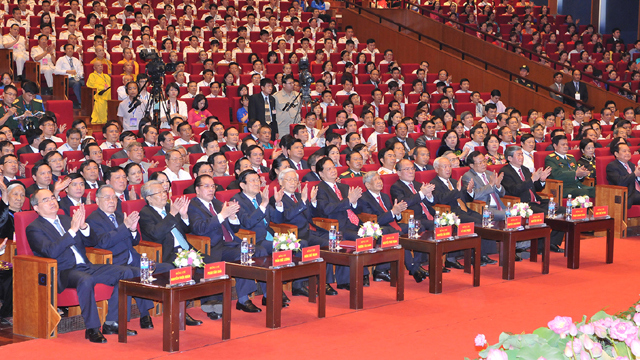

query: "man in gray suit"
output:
461 151 507 220
111 131 138 159
549 72 565 102
119 142 157 183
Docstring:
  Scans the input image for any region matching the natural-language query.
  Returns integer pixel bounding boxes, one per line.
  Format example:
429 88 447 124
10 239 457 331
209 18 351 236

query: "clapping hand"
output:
347 186 362 204
53 177 72 197
129 188 137 200
273 187 284 207
69 204 86 233
576 165 590 178
179 197 190 218
300 183 308 203
466 178 474 193
540 166 552 181
260 186 270 207
0 238 7 254
391 199 408 216
420 182 435 197
531 168 542 181
220 200 240 219
0 181 6 199
149 160 159 168
170 196 187 216
123 211 140 231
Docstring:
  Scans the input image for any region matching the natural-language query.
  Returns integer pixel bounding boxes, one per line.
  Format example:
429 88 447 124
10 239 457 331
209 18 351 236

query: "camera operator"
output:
117 81 147 131
274 74 300 139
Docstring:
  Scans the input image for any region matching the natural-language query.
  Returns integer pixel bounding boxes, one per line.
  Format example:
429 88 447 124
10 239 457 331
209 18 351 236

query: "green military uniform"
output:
339 169 363 179
8 96 45 132
544 152 595 198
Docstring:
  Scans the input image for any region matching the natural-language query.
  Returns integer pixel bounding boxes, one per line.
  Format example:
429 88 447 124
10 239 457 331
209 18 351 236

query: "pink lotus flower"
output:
591 343 603 357
615 357 629 360
474 334 487 347
548 316 574 338
633 313 640 326
609 319 638 345
187 257 193 265
631 339 640 357
580 334 594 350
592 319 611 338
580 352 591 360
579 323 595 335
486 348 508 360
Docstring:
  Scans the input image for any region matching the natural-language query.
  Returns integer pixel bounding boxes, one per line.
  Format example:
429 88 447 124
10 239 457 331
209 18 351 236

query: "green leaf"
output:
514 343 566 360
590 310 613 322
533 327 558 342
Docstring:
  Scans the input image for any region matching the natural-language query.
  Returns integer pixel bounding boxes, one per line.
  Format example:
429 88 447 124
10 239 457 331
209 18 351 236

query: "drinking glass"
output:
247 242 255 265
148 260 156 282
335 231 343 250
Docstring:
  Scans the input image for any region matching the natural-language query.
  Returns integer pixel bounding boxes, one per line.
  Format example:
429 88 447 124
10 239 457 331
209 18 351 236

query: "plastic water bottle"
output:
548 197 556 218
140 253 149 283
482 205 490 227
408 214 416 238
505 202 511 218
566 194 572 220
241 238 249 265
434 211 441 228
329 225 337 251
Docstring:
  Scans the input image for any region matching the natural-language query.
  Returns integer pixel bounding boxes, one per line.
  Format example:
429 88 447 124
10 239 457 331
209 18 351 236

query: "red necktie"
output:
408 182 433 220
481 173 502 210
333 184 359 226
518 168 539 204
297 163 302 170
97 169 103 181
209 203 233 242
378 195 401 231
621 162 640 192
256 167 262 174
119 194 125 201
291 194 298 203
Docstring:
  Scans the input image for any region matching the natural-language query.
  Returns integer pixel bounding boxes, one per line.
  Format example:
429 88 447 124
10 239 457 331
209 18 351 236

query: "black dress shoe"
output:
292 286 310 297
261 296 289 308
481 256 497 265
412 270 426 283
373 270 392 282
282 291 291 303
445 260 464 269
236 299 262 313
140 315 154 329
550 244 565 253
337 283 350 290
515 253 523 262
207 312 222 320
102 323 137 336
85 328 107 343
325 284 338 296
442 267 451 273
363 275 370 287
418 267 429 277
185 313 203 326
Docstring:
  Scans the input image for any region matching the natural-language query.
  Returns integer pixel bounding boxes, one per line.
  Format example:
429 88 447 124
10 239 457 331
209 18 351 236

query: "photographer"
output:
117 81 147 131
274 74 300 139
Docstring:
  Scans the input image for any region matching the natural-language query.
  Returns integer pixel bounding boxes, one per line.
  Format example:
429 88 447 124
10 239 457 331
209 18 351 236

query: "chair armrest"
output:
312 217 339 232
536 192 551 200
357 213 378 223
81 86 96 117
501 195 521 205
0 240 16 263
433 204 451 214
466 200 486 214
399 209 414 224
186 234 211 255
237 229 256 245
582 177 595 187
85 247 112 265
134 240 163 263
270 223 298 238
541 178 564 199
595 184 628 238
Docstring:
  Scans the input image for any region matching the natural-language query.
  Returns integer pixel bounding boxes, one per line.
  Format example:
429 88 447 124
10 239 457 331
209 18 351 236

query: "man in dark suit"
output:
86 184 164 329
58 173 87 216
247 78 277 140
83 143 110 182
26 190 135 343
431 96 456 120
0 154 24 185
16 129 43 158
183 162 223 194
563 70 588 108
430 156 497 267
79 160 105 190
138 180 220 324
301 153 322 182
155 131 175 157
245 145 270 174
386 122 415 154
286 139 308 170
362 69 381 88
26 162 57 199
500 145 566 252
607 142 640 208
188 175 265 314
326 110 348 135
413 146 434 171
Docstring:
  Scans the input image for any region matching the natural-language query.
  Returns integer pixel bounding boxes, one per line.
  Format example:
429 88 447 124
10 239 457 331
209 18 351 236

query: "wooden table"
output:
544 216 614 269
319 246 404 310
226 256 326 329
474 221 551 280
399 232 481 294
118 271 232 352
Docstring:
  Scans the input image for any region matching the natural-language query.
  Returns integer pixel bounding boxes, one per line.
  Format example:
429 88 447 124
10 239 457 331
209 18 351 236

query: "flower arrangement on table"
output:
357 221 383 239
571 195 593 209
469 299 640 360
510 202 533 218
438 211 461 227
273 232 302 251
173 249 205 268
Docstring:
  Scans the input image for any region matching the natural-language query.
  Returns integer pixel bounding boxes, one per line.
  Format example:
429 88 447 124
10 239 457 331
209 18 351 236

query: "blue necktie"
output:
109 214 133 263
251 198 273 241
161 210 190 250
53 218 85 264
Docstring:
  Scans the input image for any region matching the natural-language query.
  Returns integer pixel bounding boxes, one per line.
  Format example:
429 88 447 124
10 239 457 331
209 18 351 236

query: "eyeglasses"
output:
198 184 216 189
148 190 168 197
97 195 118 201
399 167 415 172
37 196 57 204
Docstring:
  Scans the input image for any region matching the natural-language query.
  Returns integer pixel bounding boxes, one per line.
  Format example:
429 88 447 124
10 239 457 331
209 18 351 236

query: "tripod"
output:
140 81 170 131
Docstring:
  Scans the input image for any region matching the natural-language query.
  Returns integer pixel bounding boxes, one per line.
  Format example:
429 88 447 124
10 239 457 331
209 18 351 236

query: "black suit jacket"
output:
232 192 283 244
3 175 24 185
184 183 223 195
139 204 192 264
301 171 320 182
86 209 141 266
26 183 53 199
271 192 314 240
499 164 545 203
220 144 240 154
362 79 380 88
315 181 363 233
187 144 204 154
16 145 35 157
327 124 345 135
58 196 87 216
359 191 401 231
188 197 241 262
414 164 434 171
606 159 638 195
287 158 309 170
248 92 276 127
154 149 168 157
390 180 435 222
563 81 589 107
26 215 91 292
84 180 105 190
429 177 473 212
431 108 456 120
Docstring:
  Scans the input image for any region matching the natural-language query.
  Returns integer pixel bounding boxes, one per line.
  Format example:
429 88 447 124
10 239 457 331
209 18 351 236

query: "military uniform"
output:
544 152 595 198
339 169 363 179
8 96 45 132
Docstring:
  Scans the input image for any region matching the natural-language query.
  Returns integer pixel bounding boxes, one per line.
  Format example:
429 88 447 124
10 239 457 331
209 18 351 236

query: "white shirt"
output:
100 141 121 150
174 138 198 146
2 34 27 54
54 56 84 79
163 167 192 182
57 143 80 154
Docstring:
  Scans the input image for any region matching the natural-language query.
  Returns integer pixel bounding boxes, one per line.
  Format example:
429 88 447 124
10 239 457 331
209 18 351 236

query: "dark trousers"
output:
126 259 173 318
256 238 309 295
531 202 566 248
0 269 12 318
307 232 350 285
65 263 133 330
68 78 83 105
220 245 262 299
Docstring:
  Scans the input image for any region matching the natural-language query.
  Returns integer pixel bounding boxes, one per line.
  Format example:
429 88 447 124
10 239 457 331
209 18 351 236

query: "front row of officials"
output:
25 145 567 343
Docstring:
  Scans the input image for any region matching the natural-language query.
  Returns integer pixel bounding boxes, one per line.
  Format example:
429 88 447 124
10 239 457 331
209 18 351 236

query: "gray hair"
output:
96 184 115 198
126 141 143 152
141 180 163 199
362 171 378 185
6 182 25 195
441 150 455 157
277 167 298 182
433 156 449 169
164 149 180 161
29 188 48 207
504 145 521 160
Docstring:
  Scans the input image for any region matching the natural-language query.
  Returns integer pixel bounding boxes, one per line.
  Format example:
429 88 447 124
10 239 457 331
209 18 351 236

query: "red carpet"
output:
6 236 640 360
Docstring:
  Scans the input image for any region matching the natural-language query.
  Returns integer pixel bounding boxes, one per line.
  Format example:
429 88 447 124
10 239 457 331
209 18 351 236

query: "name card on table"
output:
381 233 399 248
572 208 588 220
356 237 374 252
593 206 608 218
170 267 192 285
204 262 225 279
435 226 452 240
528 213 545 226
302 245 320 262
457 222 474 237
506 216 522 229
273 250 292 267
